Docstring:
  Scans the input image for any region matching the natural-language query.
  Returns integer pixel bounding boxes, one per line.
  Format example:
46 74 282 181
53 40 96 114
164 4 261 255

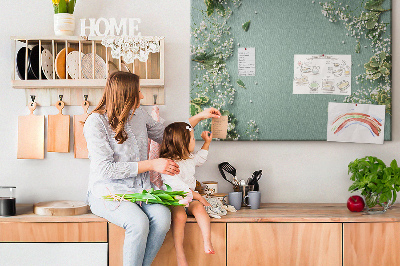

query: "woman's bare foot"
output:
204 242 215 254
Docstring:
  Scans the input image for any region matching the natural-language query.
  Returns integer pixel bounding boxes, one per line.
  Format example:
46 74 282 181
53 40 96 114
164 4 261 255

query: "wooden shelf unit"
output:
11 36 165 106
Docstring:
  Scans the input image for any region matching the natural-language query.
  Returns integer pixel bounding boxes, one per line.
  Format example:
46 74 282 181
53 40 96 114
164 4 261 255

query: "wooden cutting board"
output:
33 201 88 216
74 100 89 158
47 100 70 153
17 102 45 159
55 47 77 79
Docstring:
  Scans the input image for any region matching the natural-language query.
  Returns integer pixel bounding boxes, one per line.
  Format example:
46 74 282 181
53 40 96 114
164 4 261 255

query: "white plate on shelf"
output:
41 49 54 80
66 51 84 79
81 53 107 79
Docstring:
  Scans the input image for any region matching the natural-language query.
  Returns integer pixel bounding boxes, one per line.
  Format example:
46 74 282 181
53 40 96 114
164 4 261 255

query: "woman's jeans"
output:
88 192 171 266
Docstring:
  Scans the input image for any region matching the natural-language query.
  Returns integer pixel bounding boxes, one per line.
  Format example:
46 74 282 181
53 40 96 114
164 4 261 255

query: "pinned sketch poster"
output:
293 54 351 95
238 48 255 76
327 103 385 144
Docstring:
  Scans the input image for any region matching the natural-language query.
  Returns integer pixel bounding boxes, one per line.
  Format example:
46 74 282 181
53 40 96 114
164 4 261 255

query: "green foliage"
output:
364 51 391 80
236 79 246 89
192 52 225 71
365 0 386 12
53 0 76 14
242 20 251 32
204 0 225 16
370 89 391 115
190 96 209 116
348 156 400 208
102 184 188 206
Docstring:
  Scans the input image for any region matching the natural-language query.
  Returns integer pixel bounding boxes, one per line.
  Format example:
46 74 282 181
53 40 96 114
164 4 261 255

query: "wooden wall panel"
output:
109 222 226 266
227 223 342 266
343 223 400 266
0 222 107 242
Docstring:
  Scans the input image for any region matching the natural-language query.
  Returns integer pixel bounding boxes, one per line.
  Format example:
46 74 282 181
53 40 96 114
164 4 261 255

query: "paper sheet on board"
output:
327 102 385 144
238 48 255 76
293 54 351 95
211 116 228 139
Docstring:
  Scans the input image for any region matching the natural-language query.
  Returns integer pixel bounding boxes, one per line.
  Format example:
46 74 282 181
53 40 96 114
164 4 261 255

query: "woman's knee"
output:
124 211 150 235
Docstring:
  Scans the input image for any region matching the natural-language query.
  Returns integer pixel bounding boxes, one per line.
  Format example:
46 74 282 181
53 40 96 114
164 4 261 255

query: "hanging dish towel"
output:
148 105 163 189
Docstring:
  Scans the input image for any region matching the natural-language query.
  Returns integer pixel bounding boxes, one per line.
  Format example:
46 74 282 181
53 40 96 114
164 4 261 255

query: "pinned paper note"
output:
238 47 255 76
293 54 351 95
327 102 385 144
211 116 229 139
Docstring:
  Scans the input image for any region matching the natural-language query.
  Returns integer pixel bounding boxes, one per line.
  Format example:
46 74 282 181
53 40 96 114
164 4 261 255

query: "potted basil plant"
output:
348 156 400 214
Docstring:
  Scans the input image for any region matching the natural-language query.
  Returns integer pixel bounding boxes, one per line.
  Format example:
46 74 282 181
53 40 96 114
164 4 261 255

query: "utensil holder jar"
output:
0 186 16 216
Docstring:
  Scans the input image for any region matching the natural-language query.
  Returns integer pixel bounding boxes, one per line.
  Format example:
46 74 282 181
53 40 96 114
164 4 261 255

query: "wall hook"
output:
30 95 36 103
59 95 63 101
84 95 88 102
153 94 157 105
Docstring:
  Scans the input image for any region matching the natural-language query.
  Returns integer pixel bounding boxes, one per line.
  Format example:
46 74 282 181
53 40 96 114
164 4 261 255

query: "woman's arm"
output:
191 190 211 206
189 108 221 127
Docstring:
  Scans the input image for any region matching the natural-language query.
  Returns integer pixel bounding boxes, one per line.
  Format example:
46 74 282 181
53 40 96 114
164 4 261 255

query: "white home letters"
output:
80 18 142 37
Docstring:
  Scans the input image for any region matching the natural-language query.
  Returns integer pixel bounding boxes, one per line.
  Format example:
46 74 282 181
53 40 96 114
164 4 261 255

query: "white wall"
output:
0 0 398 204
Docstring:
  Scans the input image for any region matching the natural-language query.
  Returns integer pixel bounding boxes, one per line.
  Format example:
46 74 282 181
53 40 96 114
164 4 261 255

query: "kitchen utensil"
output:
74 99 89 158
244 191 261 209
29 45 46 79
227 192 242 210
47 100 70 152
55 47 77 79
41 49 54 79
234 184 254 207
218 162 238 185
248 170 262 191
16 47 36 80
67 51 84 79
0 186 16 216
34 201 88 216
81 53 107 79
17 102 44 159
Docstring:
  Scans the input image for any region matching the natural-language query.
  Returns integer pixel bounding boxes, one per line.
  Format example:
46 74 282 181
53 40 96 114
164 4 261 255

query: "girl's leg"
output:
140 203 172 266
171 206 188 266
88 192 151 266
187 201 215 254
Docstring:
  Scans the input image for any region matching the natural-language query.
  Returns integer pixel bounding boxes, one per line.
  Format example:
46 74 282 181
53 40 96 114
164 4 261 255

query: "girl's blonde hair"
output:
160 122 192 160
92 71 140 144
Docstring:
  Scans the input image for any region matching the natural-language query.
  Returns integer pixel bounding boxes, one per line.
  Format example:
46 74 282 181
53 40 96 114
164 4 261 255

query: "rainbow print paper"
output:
327 103 385 144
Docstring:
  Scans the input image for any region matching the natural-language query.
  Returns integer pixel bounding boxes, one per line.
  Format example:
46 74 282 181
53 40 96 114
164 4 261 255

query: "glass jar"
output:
0 186 16 216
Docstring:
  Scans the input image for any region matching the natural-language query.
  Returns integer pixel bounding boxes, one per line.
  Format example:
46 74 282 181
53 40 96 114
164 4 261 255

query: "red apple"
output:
347 196 365 212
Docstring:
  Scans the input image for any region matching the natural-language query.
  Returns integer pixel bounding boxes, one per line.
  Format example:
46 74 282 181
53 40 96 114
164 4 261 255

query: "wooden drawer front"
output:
0 222 107 242
343 223 400 266
228 223 342 266
108 222 227 266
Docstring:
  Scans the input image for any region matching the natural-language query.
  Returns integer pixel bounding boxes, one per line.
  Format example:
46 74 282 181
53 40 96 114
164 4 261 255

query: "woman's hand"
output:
152 158 180 175
201 131 212 143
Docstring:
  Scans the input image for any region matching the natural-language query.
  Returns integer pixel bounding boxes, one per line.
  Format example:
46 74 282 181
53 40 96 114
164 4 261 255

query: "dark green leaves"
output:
242 21 251 32
348 156 400 208
190 96 209 116
205 0 225 16
237 79 246 89
365 0 386 12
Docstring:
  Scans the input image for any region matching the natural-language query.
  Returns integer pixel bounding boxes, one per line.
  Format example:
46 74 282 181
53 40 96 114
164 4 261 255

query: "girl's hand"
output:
201 131 212 143
152 158 180 175
198 107 221 120
201 199 211 207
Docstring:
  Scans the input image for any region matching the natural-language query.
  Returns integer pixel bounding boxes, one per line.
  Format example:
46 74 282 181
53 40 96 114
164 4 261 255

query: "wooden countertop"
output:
2 203 400 223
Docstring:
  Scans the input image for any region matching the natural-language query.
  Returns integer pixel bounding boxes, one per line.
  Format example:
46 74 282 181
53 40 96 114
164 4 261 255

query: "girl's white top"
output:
83 107 165 198
161 149 208 192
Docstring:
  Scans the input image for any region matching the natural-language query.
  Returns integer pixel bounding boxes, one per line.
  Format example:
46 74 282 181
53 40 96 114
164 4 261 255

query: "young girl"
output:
160 122 214 266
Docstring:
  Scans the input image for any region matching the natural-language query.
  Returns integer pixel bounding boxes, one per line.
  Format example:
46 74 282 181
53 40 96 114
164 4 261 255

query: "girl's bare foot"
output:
204 242 215 254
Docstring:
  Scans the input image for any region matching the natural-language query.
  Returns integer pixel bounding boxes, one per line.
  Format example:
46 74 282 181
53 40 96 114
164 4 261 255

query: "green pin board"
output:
190 0 392 141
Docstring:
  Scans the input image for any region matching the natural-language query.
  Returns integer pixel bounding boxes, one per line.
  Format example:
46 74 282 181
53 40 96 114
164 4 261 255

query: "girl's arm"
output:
189 108 221 127
191 190 211 206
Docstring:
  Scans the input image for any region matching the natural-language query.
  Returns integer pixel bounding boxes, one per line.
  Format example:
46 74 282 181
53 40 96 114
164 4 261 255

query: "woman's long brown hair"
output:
91 71 140 144
159 122 192 160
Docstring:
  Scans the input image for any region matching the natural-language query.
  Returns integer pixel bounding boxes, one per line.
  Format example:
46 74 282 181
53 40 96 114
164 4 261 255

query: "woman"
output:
84 71 220 266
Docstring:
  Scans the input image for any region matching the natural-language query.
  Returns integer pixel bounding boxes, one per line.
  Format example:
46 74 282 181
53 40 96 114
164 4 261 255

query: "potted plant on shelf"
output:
52 0 77 36
348 156 400 214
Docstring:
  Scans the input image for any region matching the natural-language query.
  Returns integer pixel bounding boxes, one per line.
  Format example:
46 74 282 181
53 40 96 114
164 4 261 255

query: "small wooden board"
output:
17 102 45 159
33 201 88 216
74 100 89 158
47 101 70 153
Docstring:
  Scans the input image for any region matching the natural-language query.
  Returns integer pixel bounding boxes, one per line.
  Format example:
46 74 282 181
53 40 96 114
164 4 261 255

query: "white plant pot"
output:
54 13 75 36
